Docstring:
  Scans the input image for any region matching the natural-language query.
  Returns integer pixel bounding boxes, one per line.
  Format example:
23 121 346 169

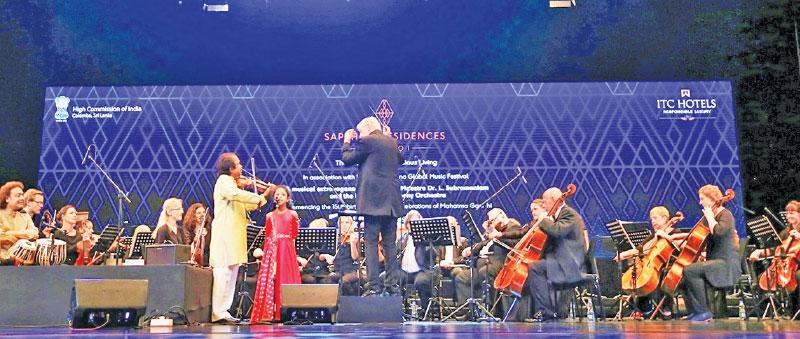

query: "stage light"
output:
203 2 229 12
550 0 576 8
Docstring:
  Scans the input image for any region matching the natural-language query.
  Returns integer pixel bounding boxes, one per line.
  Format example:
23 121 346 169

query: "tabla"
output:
36 238 67 266
9 239 38 266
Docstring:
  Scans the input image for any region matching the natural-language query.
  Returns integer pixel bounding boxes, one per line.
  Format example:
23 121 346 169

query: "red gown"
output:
250 209 301 323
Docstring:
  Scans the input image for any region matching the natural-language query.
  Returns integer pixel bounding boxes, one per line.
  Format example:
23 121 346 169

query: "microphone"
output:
516 167 528 184
310 153 319 168
81 144 93 166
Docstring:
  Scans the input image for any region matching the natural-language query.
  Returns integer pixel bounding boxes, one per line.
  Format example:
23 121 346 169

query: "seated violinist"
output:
458 208 523 312
54 205 92 265
299 218 334 284
616 206 687 319
680 185 740 322
184 203 213 266
526 187 587 322
154 198 188 245
330 216 366 295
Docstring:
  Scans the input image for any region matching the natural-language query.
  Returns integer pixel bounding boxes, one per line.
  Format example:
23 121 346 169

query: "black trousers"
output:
327 270 365 296
682 259 727 315
528 259 556 315
454 257 503 309
397 270 433 308
364 215 398 291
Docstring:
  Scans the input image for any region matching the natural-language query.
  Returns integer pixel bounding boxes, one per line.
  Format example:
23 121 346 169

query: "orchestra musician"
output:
154 198 188 245
615 206 688 319
22 188 44 226
526 187 588 322
458 208 523 313
330 216 365 295
184 203 213 266
748 200 800 310
54 205 92 265
396 210 437 312
299 218 334 284
680 185 740 322
0 181 38 265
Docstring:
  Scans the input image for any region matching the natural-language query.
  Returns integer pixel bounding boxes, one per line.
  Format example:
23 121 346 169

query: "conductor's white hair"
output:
357 116 382 135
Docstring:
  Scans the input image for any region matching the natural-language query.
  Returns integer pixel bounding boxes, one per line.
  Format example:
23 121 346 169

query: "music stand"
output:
409 217 452 320
746 216 782 250
745 215 783 319
235 224 263 319
603 219 652 320
246 224 264 258
296 227 337 257
128 231 155 259
95 225 123 252
445 211 497 322
461 210 485 242
119 236 133 249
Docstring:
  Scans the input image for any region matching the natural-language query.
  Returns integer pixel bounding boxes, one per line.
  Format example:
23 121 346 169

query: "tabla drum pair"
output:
9 238 67 266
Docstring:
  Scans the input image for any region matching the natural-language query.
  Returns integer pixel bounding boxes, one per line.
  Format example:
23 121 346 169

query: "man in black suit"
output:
342 116 405 296
527 187 587 321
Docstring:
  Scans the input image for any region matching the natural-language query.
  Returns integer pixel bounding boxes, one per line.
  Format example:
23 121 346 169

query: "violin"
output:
75 232 99 266
661 189 735 295
621 212 685 296
758 228 800 292
236 176 273 194
189 209 209 266
493 184 577 296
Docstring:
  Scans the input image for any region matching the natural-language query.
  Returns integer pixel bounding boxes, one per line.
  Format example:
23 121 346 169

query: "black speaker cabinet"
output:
144 244 191 265
69 279 148 328
337 296 404 323
280 284 339 323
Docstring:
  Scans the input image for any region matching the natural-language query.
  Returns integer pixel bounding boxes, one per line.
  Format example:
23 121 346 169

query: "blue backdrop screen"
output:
39 81 743 235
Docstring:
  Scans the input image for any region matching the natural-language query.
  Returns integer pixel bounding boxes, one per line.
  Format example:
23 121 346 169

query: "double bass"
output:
620 211 685 296
758 231 800 292
493 184 577 296
660 189 735 295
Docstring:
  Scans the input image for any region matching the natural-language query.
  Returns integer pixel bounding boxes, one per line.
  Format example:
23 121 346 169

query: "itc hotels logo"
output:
656 88 718 120
54 96 70 123
373 99 395 127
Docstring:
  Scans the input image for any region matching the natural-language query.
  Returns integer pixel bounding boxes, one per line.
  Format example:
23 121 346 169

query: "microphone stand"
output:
474 167 526 210
84 147 131 228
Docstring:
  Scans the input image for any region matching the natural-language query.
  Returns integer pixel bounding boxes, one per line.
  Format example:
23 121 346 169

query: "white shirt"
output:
400 234 421 273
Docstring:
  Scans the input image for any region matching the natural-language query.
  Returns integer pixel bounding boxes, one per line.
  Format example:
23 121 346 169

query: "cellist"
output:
615 206 687 319
748 201 800 302
681 185 741 322
526 187 587 322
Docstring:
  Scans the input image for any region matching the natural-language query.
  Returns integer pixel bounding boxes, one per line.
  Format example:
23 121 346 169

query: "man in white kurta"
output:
209 154 272 323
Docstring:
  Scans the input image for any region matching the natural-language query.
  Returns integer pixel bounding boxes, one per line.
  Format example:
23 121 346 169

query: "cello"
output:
620 212 684 296
660 189 735 295
758 231 800 292
493 184 577 296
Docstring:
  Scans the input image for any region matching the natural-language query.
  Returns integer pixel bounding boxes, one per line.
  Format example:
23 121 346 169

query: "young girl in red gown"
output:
250 185 301 323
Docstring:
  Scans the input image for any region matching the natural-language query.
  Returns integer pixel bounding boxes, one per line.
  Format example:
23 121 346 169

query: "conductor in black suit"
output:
527 187 588 321
342 116 405 296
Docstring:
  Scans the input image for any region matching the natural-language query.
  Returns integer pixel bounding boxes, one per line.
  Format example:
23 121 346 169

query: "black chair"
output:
550 238 606 321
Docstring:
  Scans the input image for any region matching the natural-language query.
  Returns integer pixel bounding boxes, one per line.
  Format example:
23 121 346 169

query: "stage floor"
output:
2 320 800 337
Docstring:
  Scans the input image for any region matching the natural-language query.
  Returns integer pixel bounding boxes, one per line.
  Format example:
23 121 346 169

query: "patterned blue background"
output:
39 81 743 236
